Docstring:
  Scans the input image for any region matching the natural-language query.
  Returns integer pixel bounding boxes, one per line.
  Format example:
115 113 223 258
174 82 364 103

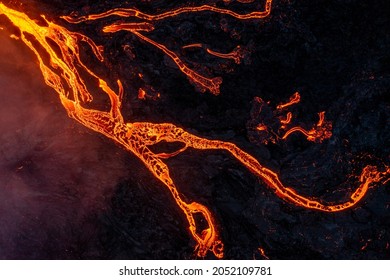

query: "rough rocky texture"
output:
0 0 388 259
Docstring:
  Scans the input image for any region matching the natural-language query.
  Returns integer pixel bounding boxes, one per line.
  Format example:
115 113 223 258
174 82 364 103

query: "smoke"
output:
0 32 130 259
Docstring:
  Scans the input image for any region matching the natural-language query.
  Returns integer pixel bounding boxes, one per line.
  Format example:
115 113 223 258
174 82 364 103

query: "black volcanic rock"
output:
0 0 388 259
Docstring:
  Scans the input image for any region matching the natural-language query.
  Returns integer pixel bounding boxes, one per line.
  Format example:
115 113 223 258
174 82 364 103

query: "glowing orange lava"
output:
183 43 246 64
61 0 273 23
257 247 269 259
282 111 333 143
138 88 146 100
249 92 333 144
277 91 301 110
62 0 273 95
1 1 389 259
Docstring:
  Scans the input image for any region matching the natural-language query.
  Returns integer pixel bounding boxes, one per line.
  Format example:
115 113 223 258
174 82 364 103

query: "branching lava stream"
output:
0 1 388 258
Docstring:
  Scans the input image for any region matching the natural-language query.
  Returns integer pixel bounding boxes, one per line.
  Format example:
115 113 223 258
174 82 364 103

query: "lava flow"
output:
248 92 333 145
62 0 273 95
182 43 246 64
0 2 389 259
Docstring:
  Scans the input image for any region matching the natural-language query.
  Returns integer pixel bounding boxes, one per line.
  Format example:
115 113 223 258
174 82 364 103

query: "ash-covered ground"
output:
0 0 389 259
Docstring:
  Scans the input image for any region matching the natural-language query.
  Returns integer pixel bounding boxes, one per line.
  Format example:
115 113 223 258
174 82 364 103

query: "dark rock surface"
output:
0 0 388 259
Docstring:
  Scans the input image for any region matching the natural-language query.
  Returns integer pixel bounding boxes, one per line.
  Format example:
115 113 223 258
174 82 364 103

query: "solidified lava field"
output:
0 0 389 259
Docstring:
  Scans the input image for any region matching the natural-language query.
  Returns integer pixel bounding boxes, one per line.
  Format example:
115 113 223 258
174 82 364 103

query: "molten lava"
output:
248 92 333 144
0 1 389 259
281 111 333 143
183 43 246 64
277 91 301 110
62 0 273 95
